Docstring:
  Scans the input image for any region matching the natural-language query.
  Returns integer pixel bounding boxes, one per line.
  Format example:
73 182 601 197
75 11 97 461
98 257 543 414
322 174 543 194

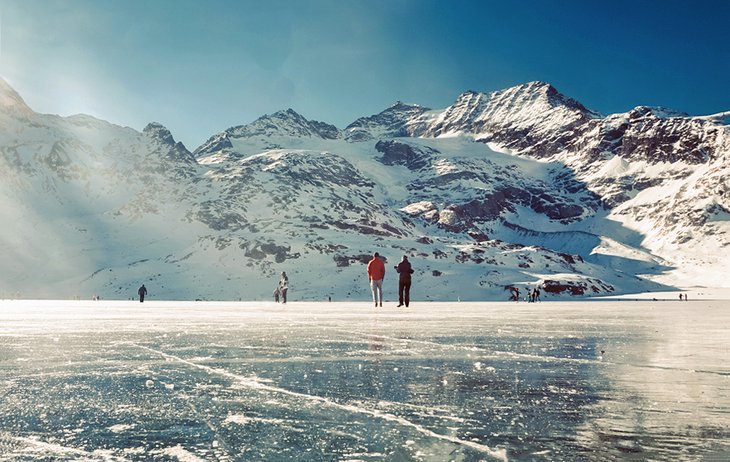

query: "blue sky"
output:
1 0 728 150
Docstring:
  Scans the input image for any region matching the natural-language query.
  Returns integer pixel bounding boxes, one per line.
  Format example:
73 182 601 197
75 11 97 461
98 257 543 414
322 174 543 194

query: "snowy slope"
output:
0 78 727 300
0 80 206 299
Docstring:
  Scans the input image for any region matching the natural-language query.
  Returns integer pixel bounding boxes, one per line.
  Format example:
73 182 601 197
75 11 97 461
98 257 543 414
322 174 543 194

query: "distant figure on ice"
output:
509 287 520 301
274 287 280 303
395 255 414 307
279 272 289 304
679 293 683 301
138 284 147 303
530 287 540 303
367 252 385 307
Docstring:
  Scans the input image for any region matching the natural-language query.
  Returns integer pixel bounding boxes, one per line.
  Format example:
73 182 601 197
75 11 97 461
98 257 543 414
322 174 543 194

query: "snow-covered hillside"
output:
0 78 727 300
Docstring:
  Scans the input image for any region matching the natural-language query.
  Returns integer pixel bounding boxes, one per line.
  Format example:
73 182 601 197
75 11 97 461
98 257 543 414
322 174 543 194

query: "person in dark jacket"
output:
138 284 147 303
394 255 414 307
279 272 289 304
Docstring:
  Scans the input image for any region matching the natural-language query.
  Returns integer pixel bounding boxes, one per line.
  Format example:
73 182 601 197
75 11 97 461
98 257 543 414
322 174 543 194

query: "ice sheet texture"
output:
0 300 728 461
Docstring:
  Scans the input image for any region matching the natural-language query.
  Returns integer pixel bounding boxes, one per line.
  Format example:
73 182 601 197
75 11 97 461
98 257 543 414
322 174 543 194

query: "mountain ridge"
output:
1 77 728 300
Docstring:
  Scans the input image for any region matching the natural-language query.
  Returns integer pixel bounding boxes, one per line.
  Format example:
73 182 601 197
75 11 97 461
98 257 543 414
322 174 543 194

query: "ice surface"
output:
0 299 728 461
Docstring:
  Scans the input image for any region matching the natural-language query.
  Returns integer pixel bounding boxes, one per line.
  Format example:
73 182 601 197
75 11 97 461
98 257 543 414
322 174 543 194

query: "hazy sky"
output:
1 0 728 150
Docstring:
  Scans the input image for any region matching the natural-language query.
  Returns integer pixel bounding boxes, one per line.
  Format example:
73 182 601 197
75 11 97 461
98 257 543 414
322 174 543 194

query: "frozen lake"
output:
0 299 728 461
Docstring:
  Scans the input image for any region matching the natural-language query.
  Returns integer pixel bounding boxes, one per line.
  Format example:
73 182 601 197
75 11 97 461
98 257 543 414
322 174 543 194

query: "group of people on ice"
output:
367 252 414 307
270 253 415 307
509 286 541 302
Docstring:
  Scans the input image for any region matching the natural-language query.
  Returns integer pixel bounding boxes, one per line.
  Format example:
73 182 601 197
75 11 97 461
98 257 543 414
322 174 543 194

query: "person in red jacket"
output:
367 252 385 307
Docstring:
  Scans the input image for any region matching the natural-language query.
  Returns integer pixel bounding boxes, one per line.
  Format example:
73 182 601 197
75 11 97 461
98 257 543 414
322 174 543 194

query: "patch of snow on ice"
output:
108 423 135 433
224 414 253 425
161 445 207 462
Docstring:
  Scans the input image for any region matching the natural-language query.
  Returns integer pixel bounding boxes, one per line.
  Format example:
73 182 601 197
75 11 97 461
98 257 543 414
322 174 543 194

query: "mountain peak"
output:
522 80 554 91
421 81 601 142
344 101 431 141
194 108 340 155
0 77 34 116
509 80 560 95
267 108 305 121
143 122 177 145
250 108 340 139
143 121 195 163
388 100 423 111
500 81 599 117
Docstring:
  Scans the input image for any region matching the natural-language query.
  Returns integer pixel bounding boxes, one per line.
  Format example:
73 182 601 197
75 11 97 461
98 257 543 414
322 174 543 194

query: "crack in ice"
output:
131 342 509 461
1 433 132 461
284 319 727 376
175 390 236 459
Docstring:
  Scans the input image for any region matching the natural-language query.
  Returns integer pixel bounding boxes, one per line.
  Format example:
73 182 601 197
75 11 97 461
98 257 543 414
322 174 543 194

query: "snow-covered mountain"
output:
1 78 727 300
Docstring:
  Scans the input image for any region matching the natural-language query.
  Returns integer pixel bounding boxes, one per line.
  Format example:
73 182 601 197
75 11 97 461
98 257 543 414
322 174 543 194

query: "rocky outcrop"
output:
375 140 433 170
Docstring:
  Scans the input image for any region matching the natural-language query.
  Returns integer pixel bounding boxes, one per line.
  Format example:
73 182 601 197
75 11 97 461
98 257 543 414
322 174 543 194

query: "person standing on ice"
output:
279 272 289 304
367 252 385 307
394 255 414 307
138 284 147 303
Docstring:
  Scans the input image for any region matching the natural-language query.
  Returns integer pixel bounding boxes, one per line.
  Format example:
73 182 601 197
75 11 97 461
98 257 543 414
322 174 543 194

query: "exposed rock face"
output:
143 122 197 165
375 140 433 171
541 277 614 295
